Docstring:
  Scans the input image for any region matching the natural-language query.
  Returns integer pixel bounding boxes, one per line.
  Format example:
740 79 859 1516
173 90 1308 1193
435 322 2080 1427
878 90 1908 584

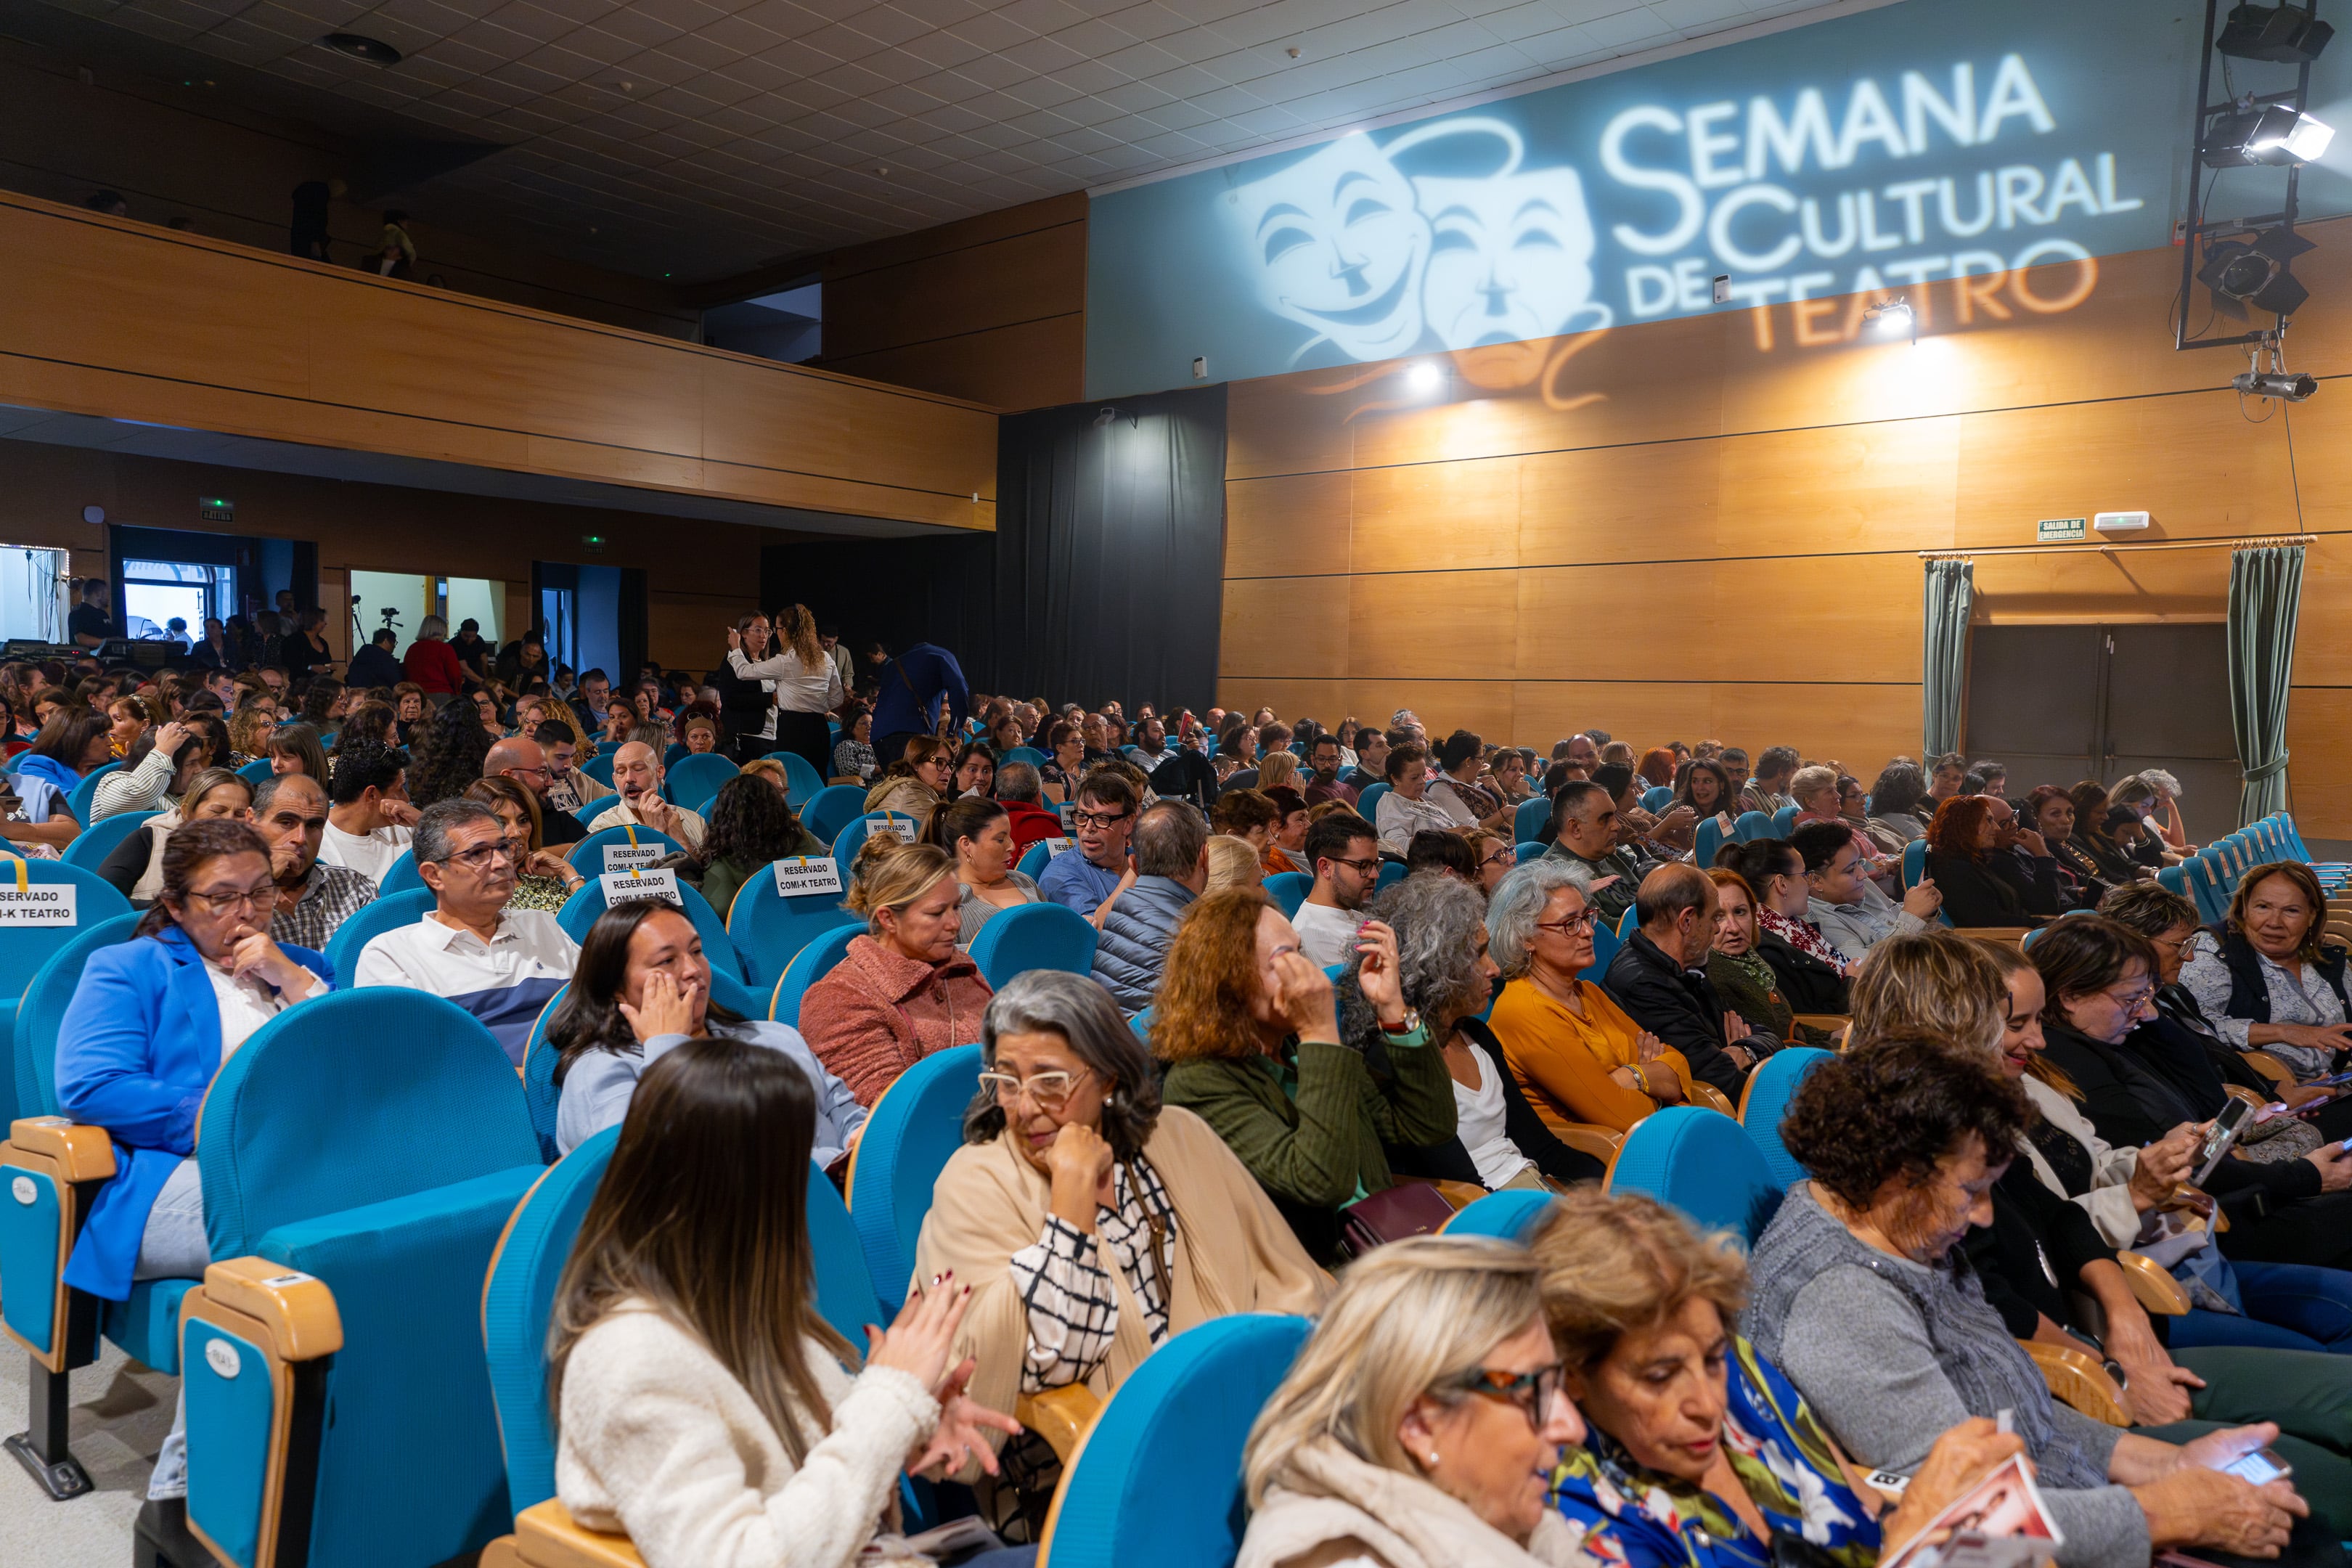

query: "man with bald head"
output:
1599 861 1768 1098
483 734 589 846
598 740 705 852
252 772 377 950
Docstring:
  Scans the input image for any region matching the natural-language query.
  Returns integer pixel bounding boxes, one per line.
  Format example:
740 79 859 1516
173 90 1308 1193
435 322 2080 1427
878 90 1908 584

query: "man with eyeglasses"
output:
251 773 378 952
485 735 590 847
1039 772 1139 920
1303 734 1357 807
352 799 579 1066
1293 812 1382 968
1541 781 1641 928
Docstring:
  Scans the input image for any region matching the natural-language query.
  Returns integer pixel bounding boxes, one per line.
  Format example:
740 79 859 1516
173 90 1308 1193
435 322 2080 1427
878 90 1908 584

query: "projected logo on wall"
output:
1219 54 2133 370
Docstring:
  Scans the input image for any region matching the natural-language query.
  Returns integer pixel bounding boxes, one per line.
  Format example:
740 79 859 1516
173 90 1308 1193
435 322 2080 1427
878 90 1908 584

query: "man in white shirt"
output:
1373 745 1458 855
353 799 579 1066
1292 813 1383 969
597 741 706 852
319 738 417 883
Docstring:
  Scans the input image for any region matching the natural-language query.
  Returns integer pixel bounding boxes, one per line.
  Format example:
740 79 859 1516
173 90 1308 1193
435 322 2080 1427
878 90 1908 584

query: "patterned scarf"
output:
1718 944 1780 999
1758 906 1850 978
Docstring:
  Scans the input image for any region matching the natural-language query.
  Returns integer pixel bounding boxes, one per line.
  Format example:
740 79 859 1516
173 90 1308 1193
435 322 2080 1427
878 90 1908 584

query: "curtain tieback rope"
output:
2244 753 2291 782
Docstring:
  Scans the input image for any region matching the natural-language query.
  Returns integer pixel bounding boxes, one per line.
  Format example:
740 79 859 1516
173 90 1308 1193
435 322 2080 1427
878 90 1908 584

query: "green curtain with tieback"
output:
2228 543 2306 826
1922 558 1974 759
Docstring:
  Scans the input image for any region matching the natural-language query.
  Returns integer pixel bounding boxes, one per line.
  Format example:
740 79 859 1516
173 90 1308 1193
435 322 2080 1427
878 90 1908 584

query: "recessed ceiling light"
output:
322 32 402 65
875 165 890 176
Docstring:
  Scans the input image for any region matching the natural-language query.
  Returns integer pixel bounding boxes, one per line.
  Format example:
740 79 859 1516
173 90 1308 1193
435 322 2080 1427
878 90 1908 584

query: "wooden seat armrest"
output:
1432 1178 1488 1211
6 1116 116 1183
2242 1050 2298 1090
1968 927 2035 947
1689 1081 1736 1116
2223 1085 2271 1109
2021 1341 2130 1426
1553 1122 1625 1164
1790 1014 1850 1033
514 1500 647 1568
200 1257 344 1359
2116 1251 2190 1316
1016 1383 1103 1466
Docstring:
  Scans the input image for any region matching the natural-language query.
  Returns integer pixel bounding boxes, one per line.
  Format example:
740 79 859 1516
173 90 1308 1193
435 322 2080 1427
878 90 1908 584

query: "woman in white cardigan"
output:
549 1035 1029 1568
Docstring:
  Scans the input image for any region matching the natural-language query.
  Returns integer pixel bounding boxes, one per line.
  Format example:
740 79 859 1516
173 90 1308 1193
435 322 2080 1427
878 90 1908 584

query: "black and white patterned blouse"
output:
1005 1154 1176 1393
2179 931 2348 1079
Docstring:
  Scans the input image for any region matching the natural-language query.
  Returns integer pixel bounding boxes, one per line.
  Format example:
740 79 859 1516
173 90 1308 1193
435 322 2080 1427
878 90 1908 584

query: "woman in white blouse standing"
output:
724 603 843 787
915 970 1331 1538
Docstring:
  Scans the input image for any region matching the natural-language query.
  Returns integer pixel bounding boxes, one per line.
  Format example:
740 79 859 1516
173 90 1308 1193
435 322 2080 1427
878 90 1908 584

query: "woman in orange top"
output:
1485 858 1693 1131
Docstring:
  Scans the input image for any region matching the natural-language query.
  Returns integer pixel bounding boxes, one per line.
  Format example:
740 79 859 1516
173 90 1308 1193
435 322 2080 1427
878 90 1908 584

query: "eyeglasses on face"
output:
439 841 517 871
1071 809 1130 830
182 881 277 915
1440 1362 1567 1428
978 1066 1093 1111
1479 846 1516 869
1328 854 1382 877
1535 908 1598 934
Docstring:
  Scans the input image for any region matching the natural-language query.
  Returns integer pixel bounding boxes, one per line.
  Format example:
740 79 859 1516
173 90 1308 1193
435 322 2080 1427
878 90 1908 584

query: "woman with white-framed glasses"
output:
915 969 1329 1539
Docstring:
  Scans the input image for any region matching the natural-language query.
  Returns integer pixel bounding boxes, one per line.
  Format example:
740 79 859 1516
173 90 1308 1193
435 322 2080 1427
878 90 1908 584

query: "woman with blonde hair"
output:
226 703 277 767
1257 749 1301 795
1204 833 1266 895
724 603 843 788
1239 1235 1586 1568
799 836 993 1105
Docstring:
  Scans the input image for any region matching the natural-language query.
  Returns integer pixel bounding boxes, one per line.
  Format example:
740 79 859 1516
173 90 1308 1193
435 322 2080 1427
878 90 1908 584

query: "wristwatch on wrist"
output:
1381 1008 1424 1037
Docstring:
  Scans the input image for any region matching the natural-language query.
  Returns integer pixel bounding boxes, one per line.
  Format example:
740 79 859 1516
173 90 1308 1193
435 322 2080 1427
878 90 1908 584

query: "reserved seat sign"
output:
600 868 681 907
605 841 663 873
0 883 75 924
773 856 845 897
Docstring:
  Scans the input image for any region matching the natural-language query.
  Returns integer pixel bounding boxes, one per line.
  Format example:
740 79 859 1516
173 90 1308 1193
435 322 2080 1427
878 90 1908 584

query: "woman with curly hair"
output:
1153 887 1453 1264
695 773 824 920
404 694 497 807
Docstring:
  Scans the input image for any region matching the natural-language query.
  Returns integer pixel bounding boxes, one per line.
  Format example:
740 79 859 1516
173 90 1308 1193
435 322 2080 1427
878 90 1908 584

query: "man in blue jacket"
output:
1092 800 1207 1016
870 640 970 763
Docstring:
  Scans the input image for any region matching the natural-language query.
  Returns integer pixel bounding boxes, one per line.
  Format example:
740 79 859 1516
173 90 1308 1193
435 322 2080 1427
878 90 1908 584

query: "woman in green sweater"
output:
1151 886 1457 1264
693 773 825 921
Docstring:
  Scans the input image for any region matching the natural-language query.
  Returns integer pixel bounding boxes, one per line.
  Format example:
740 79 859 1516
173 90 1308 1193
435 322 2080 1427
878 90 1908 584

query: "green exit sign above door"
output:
2037 517 2086 542
199 497 234 523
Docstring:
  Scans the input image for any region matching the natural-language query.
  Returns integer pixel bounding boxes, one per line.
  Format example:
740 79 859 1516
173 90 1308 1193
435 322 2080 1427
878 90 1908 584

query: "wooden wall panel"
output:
2286 690 2352 838
1220 216 2352 833
0 191 996 530
816 316 1084 415
1221 578 1346 680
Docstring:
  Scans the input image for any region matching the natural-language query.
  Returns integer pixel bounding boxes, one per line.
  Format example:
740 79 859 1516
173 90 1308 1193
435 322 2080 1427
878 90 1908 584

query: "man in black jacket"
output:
345 627 405 690
1601 862 1767 1099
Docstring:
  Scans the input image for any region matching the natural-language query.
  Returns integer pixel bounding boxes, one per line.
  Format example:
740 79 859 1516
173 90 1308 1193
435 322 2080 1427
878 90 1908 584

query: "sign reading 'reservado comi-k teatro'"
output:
1082 0 2352 397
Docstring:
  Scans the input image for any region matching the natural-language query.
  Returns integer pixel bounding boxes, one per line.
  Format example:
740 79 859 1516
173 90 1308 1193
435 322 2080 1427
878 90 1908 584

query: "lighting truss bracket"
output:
2178 0 2322 350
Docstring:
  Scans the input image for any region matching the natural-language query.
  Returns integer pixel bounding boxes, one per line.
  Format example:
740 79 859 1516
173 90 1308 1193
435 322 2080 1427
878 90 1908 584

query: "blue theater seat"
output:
58 807 155 873
555 877 743 982
769 923 862 1029
569 821 684 876
1604 1105 1784 1246
1737 1048 1832 1191
323 886 434 989
801 784 870 846
966 900 1096 989
1262 870 1311 918
666 751 738 814
846 1042 982 1312
727 857 859 989
759 749 825 807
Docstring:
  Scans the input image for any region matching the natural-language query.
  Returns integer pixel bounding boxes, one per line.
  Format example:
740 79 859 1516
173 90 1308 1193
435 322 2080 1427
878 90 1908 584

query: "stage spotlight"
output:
2198 225 2317 317
2234 367 2319 399
2202 102 2335 166
1861 297 1915 343
2218 2 2334 63
1405 362 1442 394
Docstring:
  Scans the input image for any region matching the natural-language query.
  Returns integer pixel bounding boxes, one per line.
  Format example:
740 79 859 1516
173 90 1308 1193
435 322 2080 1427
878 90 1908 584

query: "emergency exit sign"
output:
199 497 234 523
2036 517 2087 542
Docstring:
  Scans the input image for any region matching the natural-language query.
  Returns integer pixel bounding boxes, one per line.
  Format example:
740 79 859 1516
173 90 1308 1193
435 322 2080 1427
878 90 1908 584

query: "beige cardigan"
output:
912 1104 1333 1419
1238 1440 1601 1568
555 1300 937 1568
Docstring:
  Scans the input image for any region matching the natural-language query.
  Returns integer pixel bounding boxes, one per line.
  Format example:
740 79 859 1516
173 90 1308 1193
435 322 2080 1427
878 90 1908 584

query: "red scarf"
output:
1759 905 1850 977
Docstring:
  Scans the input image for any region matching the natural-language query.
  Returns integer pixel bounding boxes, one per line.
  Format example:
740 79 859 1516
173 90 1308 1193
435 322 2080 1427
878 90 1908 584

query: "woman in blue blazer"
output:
54 816 332 1520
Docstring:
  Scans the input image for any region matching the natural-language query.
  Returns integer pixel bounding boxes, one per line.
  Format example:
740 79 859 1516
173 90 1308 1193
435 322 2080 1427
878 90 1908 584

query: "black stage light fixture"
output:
2202 102 2336 165
2234 367 2319 399
2218 2 2334 62
2198 225 2318 316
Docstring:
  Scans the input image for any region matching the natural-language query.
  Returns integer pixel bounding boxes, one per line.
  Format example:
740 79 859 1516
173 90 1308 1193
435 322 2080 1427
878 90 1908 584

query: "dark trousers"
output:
774 709 833 785
874 731 926 772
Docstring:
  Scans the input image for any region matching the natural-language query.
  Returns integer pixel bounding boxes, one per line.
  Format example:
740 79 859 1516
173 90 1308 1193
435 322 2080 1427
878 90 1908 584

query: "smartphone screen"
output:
2224 1448 2289 1485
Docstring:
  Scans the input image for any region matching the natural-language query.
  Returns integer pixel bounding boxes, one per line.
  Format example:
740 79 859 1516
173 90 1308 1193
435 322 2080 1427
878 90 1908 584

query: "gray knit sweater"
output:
1744 1184 2149 1568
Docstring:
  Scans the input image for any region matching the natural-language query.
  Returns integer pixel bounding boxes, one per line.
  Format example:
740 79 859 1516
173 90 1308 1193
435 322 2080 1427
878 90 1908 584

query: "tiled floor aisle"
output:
0 1336 169 1568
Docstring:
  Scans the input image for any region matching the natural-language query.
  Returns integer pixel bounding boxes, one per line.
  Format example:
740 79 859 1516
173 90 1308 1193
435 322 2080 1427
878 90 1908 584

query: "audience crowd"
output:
25 605 2345 1568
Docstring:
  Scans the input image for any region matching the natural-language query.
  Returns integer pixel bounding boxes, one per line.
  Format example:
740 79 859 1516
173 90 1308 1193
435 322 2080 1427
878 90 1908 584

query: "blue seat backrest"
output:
967 902 1097 989
808 1164 890 1347
1733 810 1771 844
1001 746 1045 769
64 760 124 825
1696 816 1726 869
1374 860 1407 895
1581 919 1619 984
770 923 862 1027
668 751 739 813
1262 871 1311 918
663 743 688 767
1641 785 1675 812
58 807 155 871
802 785 870 846
1357 781 1390 820
0 860 132 1032
377 850 425 896
518 985 572 1164
557 878 742 981
236 756 274 787
325 886 435 988
571 822 685 876
1736 1048 1831 1191
197 989 541 1260
483 1126 617 1517
2157 864 2186 897
1040 1313 1312 1568
12 910 141 1119
759 749 825 807
835 812 918 865
1606 1106 1784 1246
1903 837 1927 889
1771 804 1800 837
1442 1187 1554 1240
581 753 616 786
1514 796 1551 846
1015 838 1069 881
849 1042 982 1311
728 867 858 989
1514 841 1545 868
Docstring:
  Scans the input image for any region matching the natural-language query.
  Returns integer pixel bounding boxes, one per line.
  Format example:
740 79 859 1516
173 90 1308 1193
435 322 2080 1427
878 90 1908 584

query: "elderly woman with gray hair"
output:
1339 872 1604 1191
913 968 1330 1531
